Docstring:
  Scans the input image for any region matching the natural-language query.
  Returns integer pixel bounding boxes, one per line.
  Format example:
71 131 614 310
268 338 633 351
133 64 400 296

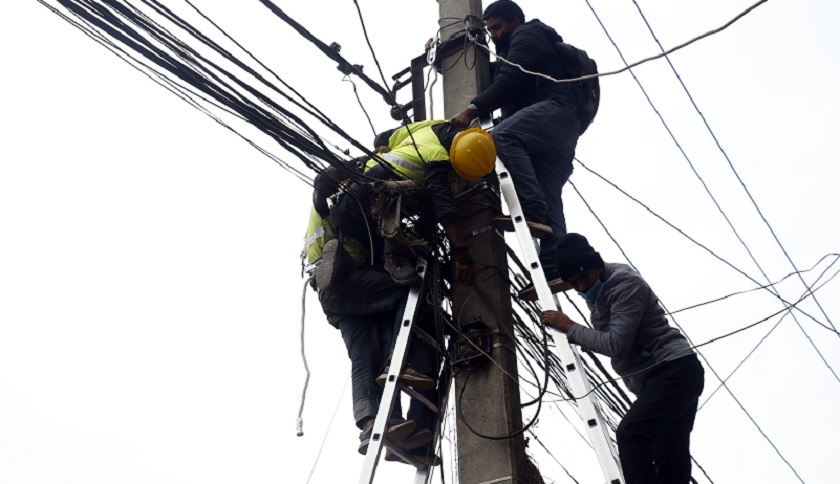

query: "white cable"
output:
476 0 769 84
297 275 314 436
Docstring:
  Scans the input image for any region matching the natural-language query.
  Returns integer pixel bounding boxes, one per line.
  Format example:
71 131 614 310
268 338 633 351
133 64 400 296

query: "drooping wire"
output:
626 0 836 335
39 0 317 186
306 377 350 484
528 431 581 484
582 2 839 449
669 254 840 316
348 0 430 186
571 160 840 397
50 0 395 192
470 0 769 84
257 0 391 101
568 178 814 483
574 159 837 335
343 75 377 136
697 255 840 410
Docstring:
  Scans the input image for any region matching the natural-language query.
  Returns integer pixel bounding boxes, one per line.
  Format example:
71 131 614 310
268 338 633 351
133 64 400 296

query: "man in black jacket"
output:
451 0 580 301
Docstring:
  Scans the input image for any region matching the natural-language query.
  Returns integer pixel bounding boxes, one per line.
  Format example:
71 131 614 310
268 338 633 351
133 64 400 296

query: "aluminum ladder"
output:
495 157 625 484
357 258 446 484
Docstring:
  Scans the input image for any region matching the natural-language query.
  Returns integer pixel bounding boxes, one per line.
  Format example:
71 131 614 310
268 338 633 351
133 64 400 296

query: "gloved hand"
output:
452 246 477 285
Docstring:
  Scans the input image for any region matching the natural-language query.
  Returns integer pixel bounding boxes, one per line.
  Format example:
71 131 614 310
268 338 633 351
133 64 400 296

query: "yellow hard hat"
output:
449 128 496 182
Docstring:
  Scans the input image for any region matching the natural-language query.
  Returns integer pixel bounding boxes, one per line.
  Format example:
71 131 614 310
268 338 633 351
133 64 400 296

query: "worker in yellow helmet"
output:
330 120 496 286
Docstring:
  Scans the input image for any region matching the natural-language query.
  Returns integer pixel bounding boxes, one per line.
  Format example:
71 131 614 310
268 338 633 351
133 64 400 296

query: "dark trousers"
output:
492 99 578 276
338 310 401 428
320 269 410 428
393 308 440 435
617 354 705 484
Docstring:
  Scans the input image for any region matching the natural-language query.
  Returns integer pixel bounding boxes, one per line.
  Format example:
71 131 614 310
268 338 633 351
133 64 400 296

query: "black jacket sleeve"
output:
424 160 459 226
471 27 547 115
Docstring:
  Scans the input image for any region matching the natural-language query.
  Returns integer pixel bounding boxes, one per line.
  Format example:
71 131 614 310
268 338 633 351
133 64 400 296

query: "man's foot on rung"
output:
358 419 416 455
493 216 553 239
517 277 573 302
376 367 435 391
385 448 442 467
399 428 433 451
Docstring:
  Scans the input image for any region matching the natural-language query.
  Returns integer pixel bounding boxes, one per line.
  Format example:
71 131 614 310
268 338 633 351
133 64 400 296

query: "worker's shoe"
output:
376 367 435 391
358 419 416 455
383 239 419 285
315 239 350 291
385 447 442 467
493 216 553 239
517 271 573 302
400 428 433 451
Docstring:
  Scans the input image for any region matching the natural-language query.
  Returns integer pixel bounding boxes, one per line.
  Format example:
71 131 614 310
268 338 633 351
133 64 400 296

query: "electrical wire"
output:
698 254 840 410
527 431 581 484
626 0 836 335
573 159 838 336
471 0 769 84
342 75 377 136
305 376 350 484
668 254 840 316
39 0 318 186
563 184 832 483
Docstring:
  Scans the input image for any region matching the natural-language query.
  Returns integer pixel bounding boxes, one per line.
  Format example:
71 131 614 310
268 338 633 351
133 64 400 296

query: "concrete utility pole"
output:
438 1 530 482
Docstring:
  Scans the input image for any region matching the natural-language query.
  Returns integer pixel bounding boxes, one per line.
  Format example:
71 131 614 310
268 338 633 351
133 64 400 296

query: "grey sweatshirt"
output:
566 263 692 394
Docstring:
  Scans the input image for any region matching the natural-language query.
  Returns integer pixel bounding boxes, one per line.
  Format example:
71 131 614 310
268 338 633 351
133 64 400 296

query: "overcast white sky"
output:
2 1 839 483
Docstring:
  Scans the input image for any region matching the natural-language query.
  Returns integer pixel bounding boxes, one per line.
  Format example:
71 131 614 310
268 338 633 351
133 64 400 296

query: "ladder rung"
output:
382 444 428 470
411 325 441 352
399 383 440 415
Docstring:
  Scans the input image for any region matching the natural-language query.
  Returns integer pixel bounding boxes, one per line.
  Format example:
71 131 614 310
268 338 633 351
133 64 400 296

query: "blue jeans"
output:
337 310 403 428
389 306 440 435
320 269 410 428
493 99 578 276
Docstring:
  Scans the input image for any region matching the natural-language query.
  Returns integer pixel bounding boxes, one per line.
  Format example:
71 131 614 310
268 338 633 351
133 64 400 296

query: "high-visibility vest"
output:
303 206 368 267
364 120 449 185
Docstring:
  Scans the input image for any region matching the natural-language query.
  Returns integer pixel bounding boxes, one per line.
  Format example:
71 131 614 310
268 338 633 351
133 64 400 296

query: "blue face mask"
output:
578 277 604 302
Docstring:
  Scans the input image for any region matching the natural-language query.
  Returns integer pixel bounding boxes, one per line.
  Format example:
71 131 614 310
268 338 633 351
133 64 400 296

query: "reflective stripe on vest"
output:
381 152 424 177
305 225 336 254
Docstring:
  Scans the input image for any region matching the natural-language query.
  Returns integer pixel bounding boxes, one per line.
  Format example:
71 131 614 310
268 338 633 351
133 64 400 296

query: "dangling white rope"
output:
297 275 314 436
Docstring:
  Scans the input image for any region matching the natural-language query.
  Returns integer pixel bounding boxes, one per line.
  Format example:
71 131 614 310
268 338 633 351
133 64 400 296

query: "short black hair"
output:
483 0 525 24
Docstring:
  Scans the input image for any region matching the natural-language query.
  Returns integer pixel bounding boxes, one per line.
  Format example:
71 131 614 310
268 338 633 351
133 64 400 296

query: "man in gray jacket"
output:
541 233 704 484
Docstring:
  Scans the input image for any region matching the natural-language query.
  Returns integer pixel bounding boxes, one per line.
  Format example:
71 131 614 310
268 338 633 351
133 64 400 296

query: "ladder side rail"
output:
413 331 455 484
358 259 429 484
495 158 624 484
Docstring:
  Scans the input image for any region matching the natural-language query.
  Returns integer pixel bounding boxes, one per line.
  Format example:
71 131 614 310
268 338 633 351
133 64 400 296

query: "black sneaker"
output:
517 277 573 302
493 216 553 239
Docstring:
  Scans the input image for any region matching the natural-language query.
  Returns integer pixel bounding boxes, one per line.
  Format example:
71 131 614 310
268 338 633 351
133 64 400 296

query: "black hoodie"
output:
471 19 577 118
